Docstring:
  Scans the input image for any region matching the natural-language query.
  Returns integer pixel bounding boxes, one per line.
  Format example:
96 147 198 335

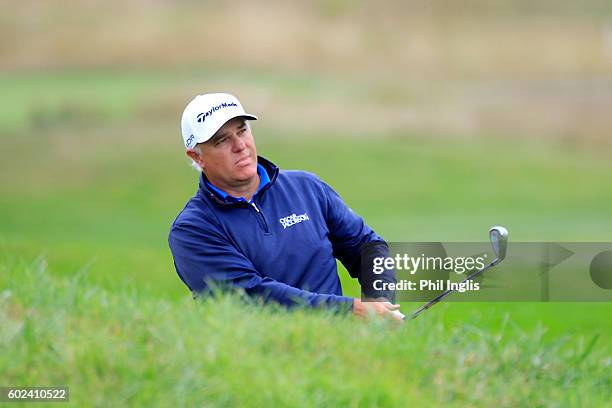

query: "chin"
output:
235 164 257 180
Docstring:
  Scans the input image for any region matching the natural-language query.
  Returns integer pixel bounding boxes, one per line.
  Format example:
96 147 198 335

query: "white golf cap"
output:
180 93 257 149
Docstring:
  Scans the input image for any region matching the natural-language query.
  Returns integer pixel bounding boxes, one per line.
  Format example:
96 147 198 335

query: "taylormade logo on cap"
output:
180 93 257 149
196 101 238 123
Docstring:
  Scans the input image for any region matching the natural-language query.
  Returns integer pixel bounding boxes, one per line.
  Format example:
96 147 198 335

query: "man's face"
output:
190 117 258 188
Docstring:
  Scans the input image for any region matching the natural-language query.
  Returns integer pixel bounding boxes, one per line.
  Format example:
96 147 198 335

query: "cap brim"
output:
193 113 258 146
217 113 258 127
240 113 258 121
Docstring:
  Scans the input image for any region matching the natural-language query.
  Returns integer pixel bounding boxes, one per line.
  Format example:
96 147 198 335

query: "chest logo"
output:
279 212 310 229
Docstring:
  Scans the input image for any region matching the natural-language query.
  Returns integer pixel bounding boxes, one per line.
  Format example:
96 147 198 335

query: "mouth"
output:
235 155 251 167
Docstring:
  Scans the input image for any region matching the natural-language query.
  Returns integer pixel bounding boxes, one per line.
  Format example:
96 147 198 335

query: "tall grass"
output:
1 256 609 407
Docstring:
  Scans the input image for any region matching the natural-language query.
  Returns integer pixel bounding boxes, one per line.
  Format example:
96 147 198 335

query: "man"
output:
168 93 401 321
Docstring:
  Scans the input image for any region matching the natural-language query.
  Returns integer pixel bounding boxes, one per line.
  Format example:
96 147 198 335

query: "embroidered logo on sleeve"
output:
279 213 310 229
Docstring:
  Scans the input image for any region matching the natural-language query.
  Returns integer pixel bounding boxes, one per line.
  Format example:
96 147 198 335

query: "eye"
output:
215 137 227 146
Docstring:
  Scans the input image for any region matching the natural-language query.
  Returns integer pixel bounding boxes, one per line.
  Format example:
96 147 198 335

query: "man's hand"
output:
352 298 404 322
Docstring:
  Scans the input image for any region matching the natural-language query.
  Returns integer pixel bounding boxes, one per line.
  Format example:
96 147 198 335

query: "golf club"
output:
392 226 509 321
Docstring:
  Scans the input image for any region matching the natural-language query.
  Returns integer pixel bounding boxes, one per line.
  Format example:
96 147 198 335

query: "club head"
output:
489 226 508 260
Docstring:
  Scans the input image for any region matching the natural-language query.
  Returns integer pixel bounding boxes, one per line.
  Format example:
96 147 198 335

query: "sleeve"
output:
168 221 354 311
320 180 397 302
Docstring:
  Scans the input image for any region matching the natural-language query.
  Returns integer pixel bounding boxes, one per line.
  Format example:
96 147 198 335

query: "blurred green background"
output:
2 1 612 405
2 0 612 345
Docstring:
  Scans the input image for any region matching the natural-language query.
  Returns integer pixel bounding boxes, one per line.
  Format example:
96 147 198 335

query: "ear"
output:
186 149 204 169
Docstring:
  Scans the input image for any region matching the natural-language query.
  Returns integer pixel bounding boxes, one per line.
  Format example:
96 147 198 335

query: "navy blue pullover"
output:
168 156 394 309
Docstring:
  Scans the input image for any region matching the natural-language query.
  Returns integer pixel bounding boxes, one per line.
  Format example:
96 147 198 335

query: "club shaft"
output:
409 260 496 319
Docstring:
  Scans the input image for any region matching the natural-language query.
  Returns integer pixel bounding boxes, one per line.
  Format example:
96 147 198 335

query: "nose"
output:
231 134 246 152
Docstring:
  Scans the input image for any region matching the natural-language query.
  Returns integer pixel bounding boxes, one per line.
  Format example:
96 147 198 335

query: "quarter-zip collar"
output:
205 163 270 203
198 156 279 207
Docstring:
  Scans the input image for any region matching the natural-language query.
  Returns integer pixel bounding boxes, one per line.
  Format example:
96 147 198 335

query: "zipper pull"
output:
251 202 260 213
